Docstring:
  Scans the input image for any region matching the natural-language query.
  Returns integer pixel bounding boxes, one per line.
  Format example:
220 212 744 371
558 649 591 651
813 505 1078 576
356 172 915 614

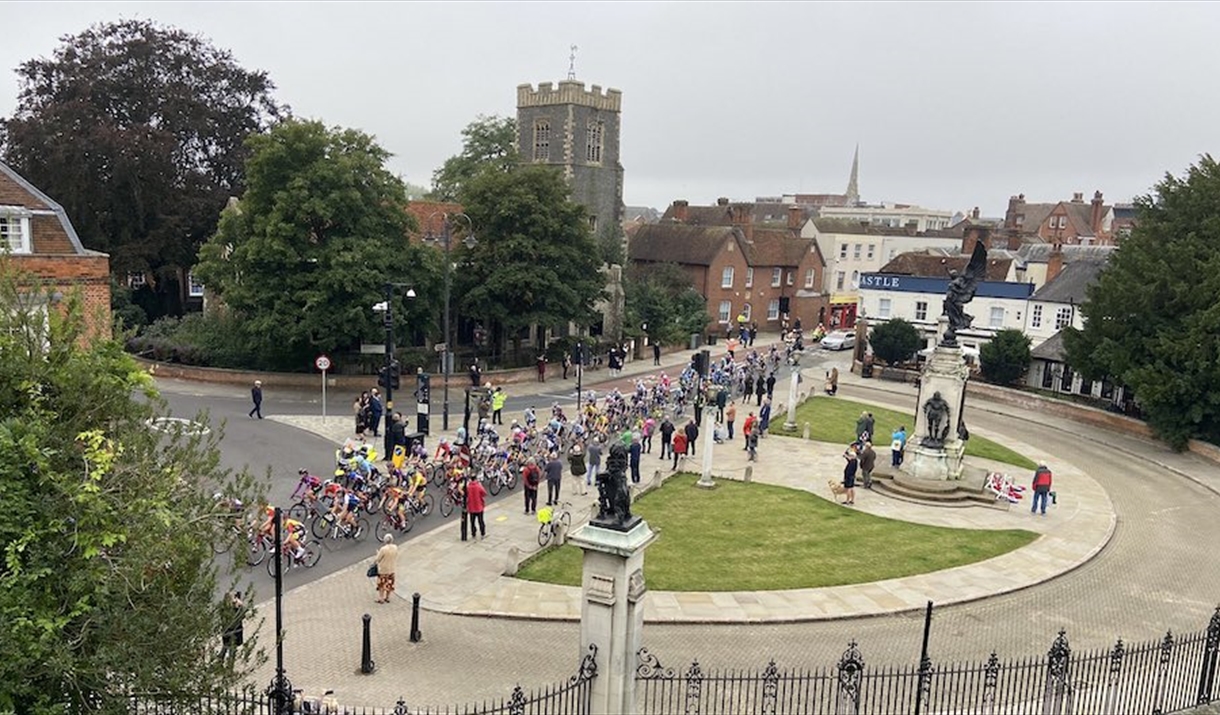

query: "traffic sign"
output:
434 342 448 353
315 355 332 371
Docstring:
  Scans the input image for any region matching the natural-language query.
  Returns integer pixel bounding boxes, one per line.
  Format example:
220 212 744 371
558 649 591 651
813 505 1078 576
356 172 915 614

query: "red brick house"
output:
1003 191 1119 245
630 200 826 333
0 161 110 340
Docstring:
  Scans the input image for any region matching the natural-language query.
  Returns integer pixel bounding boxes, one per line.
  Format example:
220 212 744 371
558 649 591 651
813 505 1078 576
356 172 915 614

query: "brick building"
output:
1003 191 1122 245
0 161 110 340
629 201 826 333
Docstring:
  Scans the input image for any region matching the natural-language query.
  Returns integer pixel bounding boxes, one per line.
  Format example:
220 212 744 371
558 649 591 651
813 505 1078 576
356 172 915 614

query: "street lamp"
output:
374 283 415 458
424 212 476 431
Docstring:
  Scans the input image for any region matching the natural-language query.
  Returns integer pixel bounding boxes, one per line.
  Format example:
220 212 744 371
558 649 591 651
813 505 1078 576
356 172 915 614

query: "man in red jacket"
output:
466 475 488 539
522 459 542 515
1031 465 1053 516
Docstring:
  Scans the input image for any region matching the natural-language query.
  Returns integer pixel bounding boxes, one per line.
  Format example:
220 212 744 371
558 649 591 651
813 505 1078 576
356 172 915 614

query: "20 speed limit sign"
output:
315 355 332 371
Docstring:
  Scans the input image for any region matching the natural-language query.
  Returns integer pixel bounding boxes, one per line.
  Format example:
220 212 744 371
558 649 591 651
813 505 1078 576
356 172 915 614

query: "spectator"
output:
536 354 548 382
368 388 384 437
742 411 757 451
652 341 661 366
684 419 699 457
659 417 675 459
642 416 656 454
725 401 737 440
1031 465 1054 516
859 440 877 490
522 458 542 514
863 412 876 441
671 431 688 470
843 448 859 506
354 392 370 439
466 475 487 539
759 398 772 436
469 363 482 388
220 590 245 662
491 387 507 425
755 377 766 406
586 437 603 491
544 453 564 506
569 440 588 496
562 353 572 380
390 412 406 452
374 534 398 602
891 426 907 467
629 434 642 484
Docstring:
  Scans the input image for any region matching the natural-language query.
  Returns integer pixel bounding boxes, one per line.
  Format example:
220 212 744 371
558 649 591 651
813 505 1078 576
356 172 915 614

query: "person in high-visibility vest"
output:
491 387 507 425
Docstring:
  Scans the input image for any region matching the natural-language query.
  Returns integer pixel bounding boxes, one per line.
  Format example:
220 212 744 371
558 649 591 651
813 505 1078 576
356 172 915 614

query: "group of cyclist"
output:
231 340 792 568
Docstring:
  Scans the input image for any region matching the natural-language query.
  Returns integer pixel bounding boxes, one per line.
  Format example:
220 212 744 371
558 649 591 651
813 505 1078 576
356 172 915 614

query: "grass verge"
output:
515 474 1037 591
781 396 1037 470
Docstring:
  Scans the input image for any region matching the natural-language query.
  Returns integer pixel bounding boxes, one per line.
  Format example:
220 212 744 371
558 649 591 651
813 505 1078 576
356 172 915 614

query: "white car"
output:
820 331 856 351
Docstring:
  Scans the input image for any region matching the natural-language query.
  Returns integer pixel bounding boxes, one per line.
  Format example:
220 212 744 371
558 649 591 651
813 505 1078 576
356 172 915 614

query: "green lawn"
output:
782 396 1038 470
515 474 1038 591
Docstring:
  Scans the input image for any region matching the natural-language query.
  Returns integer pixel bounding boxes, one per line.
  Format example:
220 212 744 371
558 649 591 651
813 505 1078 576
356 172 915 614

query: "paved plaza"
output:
228 341 1220 710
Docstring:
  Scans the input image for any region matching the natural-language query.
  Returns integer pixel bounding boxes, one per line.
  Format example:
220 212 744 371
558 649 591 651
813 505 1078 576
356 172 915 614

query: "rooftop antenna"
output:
568 44 578 80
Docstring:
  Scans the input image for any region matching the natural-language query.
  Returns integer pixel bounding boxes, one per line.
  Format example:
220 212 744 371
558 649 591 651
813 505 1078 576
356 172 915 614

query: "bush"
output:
980 329 1032 385
869 319 923 366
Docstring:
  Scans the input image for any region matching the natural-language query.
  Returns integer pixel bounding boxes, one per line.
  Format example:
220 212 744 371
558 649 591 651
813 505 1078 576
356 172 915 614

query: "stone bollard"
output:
799 390 808 403
503 545 521 576
556 519 569 546
589 502 600 521
803 422 811 440
651 469 664 491
744 466 753 483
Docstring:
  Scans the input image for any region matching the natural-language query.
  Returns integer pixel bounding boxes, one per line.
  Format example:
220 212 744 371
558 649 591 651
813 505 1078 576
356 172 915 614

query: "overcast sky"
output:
4 1 1219 217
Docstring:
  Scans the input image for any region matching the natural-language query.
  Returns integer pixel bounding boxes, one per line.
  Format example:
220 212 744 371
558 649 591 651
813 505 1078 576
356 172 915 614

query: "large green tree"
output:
868 318 922 366
457 165 603 360
0 263 264 713
0 19 285 319
980 328 1032 386
1064 155 1220 448
430 114 518 202
194 120 442 370
624 263 708 346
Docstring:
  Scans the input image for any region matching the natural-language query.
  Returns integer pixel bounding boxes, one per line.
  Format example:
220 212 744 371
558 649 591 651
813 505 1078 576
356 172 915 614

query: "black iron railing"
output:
636 608 1220 715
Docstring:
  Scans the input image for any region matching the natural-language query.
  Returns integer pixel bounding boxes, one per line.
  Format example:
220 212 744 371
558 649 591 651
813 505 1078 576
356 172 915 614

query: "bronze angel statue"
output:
941 241 988 345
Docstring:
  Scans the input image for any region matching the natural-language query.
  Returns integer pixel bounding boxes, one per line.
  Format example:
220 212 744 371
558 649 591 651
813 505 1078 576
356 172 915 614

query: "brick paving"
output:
239 345 1220 710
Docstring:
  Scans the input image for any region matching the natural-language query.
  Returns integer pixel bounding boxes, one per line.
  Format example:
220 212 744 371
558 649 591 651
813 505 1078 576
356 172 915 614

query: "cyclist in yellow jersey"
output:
283 517 306 559
406 467 427 507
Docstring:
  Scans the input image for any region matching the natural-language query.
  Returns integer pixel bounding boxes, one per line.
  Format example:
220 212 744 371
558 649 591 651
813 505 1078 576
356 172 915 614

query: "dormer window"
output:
0 207 32 254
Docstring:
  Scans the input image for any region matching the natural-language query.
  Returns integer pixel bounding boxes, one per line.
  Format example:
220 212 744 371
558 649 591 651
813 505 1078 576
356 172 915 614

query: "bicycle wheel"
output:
538 523 553 548
559 510 572 533
265 548 287 578
375 517 393 543
287 502 309 521
430 464 446 487
488 471 503 496
212 527 234 555
351 517 370 542
246 537 267 567
505 469 518 491
311 514 333 541
440 494 455 518
302 543 321 568
419 493 434 517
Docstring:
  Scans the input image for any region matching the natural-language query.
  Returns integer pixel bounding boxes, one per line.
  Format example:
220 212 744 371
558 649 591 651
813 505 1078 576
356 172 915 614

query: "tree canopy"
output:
0 262 264 712
1064 155 1220 448
456 165 604 357
868 319 922 366
194 119 442 370
980 328 1032 386
625 263 708 346
430 114 518 202
0 19 285 318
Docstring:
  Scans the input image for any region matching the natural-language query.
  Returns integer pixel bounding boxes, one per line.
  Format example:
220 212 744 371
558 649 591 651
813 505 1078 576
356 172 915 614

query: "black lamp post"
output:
264 506 292 713
424 212 476 431
376 283 415 458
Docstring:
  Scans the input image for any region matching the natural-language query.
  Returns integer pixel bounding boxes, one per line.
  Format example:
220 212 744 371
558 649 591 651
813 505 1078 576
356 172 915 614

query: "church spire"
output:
845 144 860 206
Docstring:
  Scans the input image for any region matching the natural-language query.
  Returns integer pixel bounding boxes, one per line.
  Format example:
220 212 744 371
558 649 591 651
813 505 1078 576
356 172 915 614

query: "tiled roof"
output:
405 200 465 239
1029 259 1108 304
1015 203 1056 233
749 228 817 267
811 218 924 236
629 224 739 265
878 251 1013 281
1031 330 1067 361
0 160 95 256
661 202 814 227
1016 244 1118 264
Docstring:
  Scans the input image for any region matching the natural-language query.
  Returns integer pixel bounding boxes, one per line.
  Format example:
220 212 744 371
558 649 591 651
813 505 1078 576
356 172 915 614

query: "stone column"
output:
697 408 715 488
569 522 658 715
784 368 802 430
907 340 971 481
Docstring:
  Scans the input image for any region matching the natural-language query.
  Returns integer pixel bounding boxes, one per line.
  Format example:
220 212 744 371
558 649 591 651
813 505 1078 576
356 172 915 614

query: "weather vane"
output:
568 44 578 80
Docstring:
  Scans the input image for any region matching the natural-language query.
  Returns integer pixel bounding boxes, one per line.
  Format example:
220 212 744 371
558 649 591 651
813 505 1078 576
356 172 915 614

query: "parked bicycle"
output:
537 501 572 547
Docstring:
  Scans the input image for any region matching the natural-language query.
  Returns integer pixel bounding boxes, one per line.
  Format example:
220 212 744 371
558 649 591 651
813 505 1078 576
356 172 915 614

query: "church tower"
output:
845 144 860 207
515 81 624 240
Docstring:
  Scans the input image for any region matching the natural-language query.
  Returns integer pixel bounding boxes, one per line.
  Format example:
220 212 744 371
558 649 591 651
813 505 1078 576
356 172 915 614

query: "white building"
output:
816 202 955 232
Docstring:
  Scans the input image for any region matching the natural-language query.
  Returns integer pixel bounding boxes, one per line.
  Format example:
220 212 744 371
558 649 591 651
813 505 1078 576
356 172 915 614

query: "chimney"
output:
1046 241 1064 284
962 226 991 255
1005 194 1026 229
1071 192 1084 203
971 206 980 220
717 197 730 206
672 199 689 223
729 203 754 241
787 205 803 230
1090 190 1105 235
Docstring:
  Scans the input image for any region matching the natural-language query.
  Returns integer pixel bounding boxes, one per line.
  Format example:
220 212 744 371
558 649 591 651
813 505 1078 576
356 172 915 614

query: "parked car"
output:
820 331 856 351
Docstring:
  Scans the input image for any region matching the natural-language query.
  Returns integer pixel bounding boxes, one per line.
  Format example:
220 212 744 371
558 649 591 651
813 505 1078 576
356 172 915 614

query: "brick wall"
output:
10 254 112 340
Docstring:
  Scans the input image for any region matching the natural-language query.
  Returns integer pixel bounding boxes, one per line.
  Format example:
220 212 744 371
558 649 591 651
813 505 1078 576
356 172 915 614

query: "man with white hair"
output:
248 380 263 419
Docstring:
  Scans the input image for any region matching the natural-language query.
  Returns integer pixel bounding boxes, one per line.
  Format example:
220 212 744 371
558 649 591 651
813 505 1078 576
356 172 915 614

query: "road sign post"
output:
315 355 332 419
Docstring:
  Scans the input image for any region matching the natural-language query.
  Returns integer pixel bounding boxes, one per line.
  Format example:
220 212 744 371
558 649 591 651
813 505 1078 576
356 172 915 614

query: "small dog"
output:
827 480 848 503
